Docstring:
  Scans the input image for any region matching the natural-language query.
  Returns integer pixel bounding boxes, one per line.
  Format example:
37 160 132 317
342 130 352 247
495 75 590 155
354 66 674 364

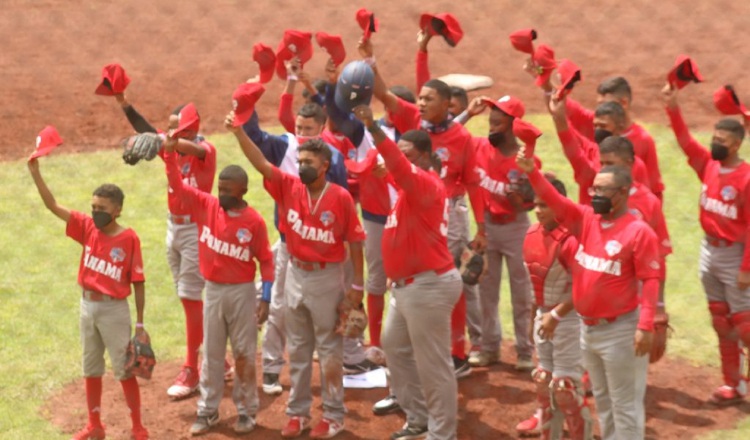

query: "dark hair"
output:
450 86 468 108
218 165 248 187
297 103 327 125
171 104 186 116
400 129 432 154
390 85 416 104
93 184 125 207
548 177 567 197
599 165 632 189
598 136 635 162
597 77 632 102
298 138 333 163
423 79 452 101
302 79 328 100
594 101 627 126
715 118 746 142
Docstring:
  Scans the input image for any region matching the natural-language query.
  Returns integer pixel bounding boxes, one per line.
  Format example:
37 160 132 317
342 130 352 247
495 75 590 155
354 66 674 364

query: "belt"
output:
291 258 327 271
580 315 618 326
487 213 517 225
392 263 455 288
82 289 122 302
705 235 734 248
169 214 193 225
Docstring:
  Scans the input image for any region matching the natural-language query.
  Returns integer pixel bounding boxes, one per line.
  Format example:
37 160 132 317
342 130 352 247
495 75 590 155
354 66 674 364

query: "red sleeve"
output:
528 168 585 235
741 179 750 272
565 98 595 140
416 50 430 92
129 233 146 283
343 193 366 243
65 211 90 245
262 166 290 203
164 152 209 212
387 97 421 135
633 226 661 330
665 106 710 179
649 200 672 257
557 234 580 271
278 93 296 134
251 214 275 282
557 128 597 186
640 132 664 195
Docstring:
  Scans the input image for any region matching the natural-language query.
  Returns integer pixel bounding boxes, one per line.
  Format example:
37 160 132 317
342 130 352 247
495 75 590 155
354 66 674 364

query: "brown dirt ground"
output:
45 341 750 440
3 0 750 161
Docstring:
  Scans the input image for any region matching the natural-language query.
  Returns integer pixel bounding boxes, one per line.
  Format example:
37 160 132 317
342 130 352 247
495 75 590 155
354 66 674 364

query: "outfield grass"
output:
0 117 747 438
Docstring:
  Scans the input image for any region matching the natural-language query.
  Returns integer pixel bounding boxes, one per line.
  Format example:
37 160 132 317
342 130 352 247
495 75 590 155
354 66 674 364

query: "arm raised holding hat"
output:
416 27 433 92
225 111 274 180
27 157 71 223
277 57 307 134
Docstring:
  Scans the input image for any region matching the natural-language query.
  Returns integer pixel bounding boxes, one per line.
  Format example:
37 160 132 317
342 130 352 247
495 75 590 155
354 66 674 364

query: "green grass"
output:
0 119 747 438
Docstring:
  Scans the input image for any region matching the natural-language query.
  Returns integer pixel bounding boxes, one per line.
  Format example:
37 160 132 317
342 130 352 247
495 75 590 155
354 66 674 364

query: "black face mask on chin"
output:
594 128 614 144
711 142 730 161
219 195 242 211
591 195 613 214
488 131 506 147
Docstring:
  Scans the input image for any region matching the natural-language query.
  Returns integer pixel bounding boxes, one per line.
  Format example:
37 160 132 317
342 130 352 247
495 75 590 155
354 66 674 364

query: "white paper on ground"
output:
343 367 388 389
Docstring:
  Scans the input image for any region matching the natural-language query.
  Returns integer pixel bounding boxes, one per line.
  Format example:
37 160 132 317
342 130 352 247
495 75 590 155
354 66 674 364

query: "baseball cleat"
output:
515 356 535 371
71 423 106 440
709 385 746 406
390 422 428 440
310 418 344 439
167 367 199 399
372 394 402 415
190 412 219 436
453 356 473 379
262 372 283 395
343 359 381 375
515 413 541 437
468 350 499 367
233 415 256 434
281 416 311 438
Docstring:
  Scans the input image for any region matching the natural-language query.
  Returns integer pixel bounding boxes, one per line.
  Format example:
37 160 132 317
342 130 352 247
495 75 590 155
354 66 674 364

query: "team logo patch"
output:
649 260 661 270
289 43 298 53
134 265 144 274
721 185 737 201
628 208 643 220
110 247 126 263
181 163 191 175
507 169 520 182
236 228 252 244
320 211 335 227
604 240 622 257
435 147 450 161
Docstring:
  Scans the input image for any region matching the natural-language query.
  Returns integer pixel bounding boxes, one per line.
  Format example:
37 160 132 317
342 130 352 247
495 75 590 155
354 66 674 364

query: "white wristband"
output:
287 74 298 81
550 309 562 321
364 56 376 67
135 323 144 329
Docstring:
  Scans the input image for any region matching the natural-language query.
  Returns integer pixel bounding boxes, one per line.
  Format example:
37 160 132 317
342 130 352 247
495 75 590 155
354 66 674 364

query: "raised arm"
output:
416 28 432 92
359 38 400 113
278 58 301 134
549 96 598 185
27 158 71 222
115 93 158 134
226 111 274 179
242 111 290 167
661 84 710 176
565 98 595 140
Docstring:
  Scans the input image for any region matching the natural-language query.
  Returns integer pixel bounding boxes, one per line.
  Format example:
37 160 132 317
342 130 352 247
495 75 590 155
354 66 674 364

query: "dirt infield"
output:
45 342 750 440
3 0 750 161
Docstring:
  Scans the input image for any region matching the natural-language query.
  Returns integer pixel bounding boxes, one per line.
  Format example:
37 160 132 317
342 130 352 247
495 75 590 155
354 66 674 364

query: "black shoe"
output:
391 423 428 440
262 372 282 395
372 394 402 415
453 356 472 379
343 358 380 375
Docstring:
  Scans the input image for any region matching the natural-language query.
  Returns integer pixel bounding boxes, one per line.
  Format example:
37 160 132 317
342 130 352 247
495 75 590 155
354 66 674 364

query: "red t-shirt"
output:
264 166 365 263
375 136 455 280
67 211 145 299
165 153 273 284
474 137 541 223
667 106 750 270
159 140 217 216
528 169 661 329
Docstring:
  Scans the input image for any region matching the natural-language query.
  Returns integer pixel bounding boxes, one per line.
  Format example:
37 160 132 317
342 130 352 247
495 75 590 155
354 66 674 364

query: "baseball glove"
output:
124 332 156 379
457 245 487 286
340 303 368 339
649 312 671 363
122 133 162 165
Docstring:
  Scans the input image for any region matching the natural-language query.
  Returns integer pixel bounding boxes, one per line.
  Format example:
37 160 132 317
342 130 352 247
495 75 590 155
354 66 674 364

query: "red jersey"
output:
376 136 455 280
345 148 392 217
416 50 430 92
165 153 273 284
67 211 145 299
528 169 661 330
474 137 541 223
264 166 365 263
524 223 578 307
159 140 217 216
278 92 296 134
557 128 650 204
627 182 672 259
667 107 750 271
565 98 663 196
388 97 483 222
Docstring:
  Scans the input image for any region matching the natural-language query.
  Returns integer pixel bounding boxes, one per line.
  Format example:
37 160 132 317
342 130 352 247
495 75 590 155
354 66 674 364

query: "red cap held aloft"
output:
172 103 200 139
315 32 346 67
667 55 703 90
232 83 266 127
555 59 582 100
713 85 750 118
275 30 314 80
509 28 537 55
252 43 276 84
419 12 463 47
95 63 130 96
29 125 63 161
513 119 542 158
532 44 557 87
481 95 526 119
356 8 379 40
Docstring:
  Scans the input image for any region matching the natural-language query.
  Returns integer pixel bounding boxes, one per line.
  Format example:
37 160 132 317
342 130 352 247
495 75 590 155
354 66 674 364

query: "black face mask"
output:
299 165 319 185
92 211 113 230
219 195 242 211
711 142 730 161
488 131 506 147
594 128 613 144
591 195 613 214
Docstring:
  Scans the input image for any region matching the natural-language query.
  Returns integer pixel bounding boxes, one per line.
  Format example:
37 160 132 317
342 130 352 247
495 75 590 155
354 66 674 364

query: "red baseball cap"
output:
232 83 265 127
252 43 276 84
95 63 130 96
714 85 750 118
345 149 380 175
29 125 63 161
532 44 557 87
172 103 200 139
315 32 346 66
419 12 463 47
667 55 703 90
275 30 314 80
356 8 379 40
481 95 526 119
513 118 542 158
555 59 582 100
509 28 537 55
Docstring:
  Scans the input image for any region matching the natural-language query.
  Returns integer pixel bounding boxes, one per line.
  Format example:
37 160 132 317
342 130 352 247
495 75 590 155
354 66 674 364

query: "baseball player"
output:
465 95 537 371
662 84 750 405
108 93 224 399
353 104 462 440
28 158 149 440
230 112 366 439
518 153 661 440
415 28 469 121
516 175 593 440
365 38 484 378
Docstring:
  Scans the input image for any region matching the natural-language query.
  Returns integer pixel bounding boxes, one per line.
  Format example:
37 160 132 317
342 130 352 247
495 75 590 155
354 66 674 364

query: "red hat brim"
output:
356 8 379 40
30 125 63 161
509 28 537 55
512 119 542 157
315 32 346 66
95 63 130 96
667 55 704 90
252 43 277 84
